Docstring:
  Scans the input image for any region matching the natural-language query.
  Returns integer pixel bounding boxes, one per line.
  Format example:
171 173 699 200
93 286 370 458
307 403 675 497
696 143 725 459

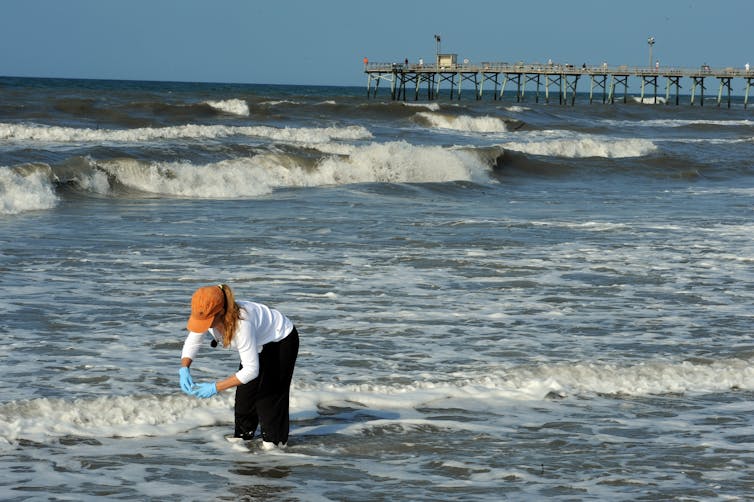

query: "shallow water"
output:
1 77 753 500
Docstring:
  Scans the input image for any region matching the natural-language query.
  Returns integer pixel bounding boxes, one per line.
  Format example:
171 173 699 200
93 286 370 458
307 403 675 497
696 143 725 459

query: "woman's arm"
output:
181 332 206 361
191 373 242 397
190 319 253 397
216 374 243 392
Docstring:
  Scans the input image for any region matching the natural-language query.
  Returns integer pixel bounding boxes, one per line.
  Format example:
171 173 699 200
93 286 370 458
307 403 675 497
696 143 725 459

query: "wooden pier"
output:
365 61 754 108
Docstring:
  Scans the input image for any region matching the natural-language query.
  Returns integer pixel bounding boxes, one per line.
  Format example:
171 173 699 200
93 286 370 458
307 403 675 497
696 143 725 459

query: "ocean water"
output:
1 76 753 501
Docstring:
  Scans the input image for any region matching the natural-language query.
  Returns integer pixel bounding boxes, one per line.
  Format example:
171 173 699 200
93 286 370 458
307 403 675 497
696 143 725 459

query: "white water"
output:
3 357 750 448
502 135 657 158
0 166 58 214
205 98 250 116
602 118 754 128
0 122 372 145
415 112 508 133
113 142 489 196
0 141 494 206
632 96 668 105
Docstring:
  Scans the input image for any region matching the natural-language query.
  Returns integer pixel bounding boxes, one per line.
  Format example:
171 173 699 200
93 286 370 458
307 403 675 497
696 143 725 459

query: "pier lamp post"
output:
434 34 441 67
647 36 655 68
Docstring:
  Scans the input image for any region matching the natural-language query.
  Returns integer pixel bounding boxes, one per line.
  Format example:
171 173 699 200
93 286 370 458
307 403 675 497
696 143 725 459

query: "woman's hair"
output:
218 284 241 347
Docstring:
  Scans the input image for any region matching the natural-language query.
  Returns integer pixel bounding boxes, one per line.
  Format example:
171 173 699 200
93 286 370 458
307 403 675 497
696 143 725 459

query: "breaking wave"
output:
0 141 497 212
602 118 754 128
632 96 668 105
0 165 58 214
204 99 250 116
413 112 508 133
403 102 441 111
502 136 657 158
91 141 491 197
1 357 750 446
0 123 372 144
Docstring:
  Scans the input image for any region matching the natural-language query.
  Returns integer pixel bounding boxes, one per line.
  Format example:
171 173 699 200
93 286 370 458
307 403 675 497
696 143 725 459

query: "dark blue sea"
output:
1 76 753 500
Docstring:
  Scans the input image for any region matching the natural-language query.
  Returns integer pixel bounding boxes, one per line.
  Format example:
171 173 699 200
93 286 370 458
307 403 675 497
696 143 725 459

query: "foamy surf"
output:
0 140 496 212
1 358 749 447
204 98 250 116
602 118 754 128
0 133 658 210
0 165 58 214
632 96 668 105
501 358 754 397
313 141 491 185
0 122 372 144
59 142 493 198
0 394 231 446
414 112 508 133
402 102 441 111
502 136 657 158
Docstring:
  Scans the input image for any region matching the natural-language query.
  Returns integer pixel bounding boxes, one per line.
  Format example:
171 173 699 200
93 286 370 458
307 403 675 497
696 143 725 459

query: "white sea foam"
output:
0 394 229 444
500 358 754 397
604 118 754 128
0 141 492 204
415 112 508 133
0 123 372 144
313 141 489 185
632 96 667 105
260 99 301 106
0 166 58 214
73 167 111 194
505 106 530 113
502 136 657 158
402 102 441 111
91 141 490 197
1 358 749 446
204 98 250 116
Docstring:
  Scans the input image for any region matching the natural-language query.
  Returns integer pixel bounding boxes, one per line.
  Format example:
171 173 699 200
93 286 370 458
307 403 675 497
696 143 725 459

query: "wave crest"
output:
0 164 58 214
87 142 492 197
0 358 749 445
414 112 508 133
0 123 372 144
0 394 228 445
499 358 754 398
315 141 489 184
503 137 657 158
204 99 250 116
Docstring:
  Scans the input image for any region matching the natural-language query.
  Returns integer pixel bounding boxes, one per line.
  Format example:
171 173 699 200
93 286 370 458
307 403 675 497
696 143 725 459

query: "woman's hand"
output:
178 367 194 394
191 382 218 398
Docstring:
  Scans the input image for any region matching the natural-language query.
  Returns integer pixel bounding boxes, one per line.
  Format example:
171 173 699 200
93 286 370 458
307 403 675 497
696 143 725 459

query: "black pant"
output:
234 327 299 444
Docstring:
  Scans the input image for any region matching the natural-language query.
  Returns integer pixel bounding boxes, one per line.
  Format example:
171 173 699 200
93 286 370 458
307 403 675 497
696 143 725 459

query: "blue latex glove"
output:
178 367 194 395
191 382 218 398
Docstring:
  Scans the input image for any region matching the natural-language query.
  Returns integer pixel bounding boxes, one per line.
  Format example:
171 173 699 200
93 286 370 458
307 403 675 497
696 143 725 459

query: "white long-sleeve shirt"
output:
181 300 294 384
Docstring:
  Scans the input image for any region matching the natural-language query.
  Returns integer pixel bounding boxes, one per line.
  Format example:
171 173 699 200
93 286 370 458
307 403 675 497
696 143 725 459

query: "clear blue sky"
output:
1 0 751 86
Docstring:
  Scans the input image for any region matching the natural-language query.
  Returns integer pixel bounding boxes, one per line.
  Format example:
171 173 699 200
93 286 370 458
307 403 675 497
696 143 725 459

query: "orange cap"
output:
187 286 225 333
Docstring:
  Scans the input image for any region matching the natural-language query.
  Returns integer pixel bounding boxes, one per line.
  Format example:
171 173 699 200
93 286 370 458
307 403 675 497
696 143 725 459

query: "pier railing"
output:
365 62 753 78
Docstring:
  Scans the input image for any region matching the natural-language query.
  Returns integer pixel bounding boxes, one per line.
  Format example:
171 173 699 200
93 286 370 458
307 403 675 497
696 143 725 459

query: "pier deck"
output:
364 62 754 108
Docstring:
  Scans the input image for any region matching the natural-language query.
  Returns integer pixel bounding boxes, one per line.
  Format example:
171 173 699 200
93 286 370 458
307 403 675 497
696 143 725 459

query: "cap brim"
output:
187 315 214 333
